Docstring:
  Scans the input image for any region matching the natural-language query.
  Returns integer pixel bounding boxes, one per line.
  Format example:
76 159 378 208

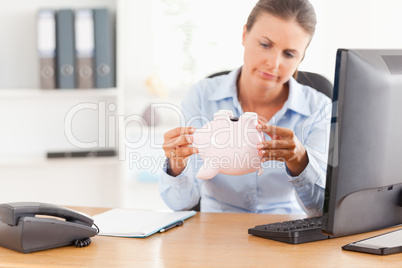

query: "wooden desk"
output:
0 207 401 267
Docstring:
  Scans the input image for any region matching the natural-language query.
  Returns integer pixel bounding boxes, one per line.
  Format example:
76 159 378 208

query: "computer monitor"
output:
322 48 402 237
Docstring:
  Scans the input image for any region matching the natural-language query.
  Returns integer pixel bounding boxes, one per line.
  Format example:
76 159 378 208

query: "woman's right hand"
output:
162 127 198 177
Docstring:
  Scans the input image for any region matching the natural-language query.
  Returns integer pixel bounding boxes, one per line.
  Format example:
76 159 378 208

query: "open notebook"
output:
92 208 196 238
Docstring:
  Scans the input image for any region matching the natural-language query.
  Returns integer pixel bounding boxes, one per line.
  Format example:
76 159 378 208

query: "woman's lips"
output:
258 70 277 80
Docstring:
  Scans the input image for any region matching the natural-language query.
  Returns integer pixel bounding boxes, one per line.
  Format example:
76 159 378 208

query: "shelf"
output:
0 0 124 208
0 156 120 168
0 88 118 99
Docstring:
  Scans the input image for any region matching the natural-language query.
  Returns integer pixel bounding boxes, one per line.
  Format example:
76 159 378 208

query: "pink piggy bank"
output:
192 110 265 180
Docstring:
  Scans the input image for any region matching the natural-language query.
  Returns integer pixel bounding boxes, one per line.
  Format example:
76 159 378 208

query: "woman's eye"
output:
284 51 295 58
260 42 270 49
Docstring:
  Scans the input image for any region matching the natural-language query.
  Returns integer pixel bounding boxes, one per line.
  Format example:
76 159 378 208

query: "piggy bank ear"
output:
196 164 220 180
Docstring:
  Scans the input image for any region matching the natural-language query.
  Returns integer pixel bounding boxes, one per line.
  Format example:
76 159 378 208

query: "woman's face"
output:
242 12 311 91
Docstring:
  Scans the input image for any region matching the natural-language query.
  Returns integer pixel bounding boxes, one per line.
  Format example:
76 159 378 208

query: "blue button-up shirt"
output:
159 67 332 216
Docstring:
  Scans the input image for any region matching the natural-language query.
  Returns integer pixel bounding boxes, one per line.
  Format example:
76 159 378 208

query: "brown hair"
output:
246 0 317 79
246 0 317 37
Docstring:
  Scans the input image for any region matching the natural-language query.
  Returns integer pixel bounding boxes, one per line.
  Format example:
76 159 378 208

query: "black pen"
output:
159 220 184 233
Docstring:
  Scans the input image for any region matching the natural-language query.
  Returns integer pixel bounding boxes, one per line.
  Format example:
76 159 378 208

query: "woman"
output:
159 0 331 216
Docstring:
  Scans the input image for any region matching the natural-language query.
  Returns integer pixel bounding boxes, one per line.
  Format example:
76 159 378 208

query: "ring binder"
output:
75 9 95 89
94 8 115 88
56 9 76 89
37 9 56 89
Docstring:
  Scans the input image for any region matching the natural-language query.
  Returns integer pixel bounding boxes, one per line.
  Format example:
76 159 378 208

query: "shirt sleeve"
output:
286 100 332 217
159 155 202 211
158 85 204 211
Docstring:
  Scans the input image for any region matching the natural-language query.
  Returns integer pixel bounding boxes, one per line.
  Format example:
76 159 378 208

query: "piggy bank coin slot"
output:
230 117 239 122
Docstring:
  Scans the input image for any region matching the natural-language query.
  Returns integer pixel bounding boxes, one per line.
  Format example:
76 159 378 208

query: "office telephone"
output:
0 202 98 253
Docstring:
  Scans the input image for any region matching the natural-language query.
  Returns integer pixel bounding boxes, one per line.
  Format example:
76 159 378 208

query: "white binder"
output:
37 9 56 89
75 9 95 89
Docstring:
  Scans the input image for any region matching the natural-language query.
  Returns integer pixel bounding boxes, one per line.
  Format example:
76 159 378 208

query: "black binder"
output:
56 9 76 89
93 8 115 88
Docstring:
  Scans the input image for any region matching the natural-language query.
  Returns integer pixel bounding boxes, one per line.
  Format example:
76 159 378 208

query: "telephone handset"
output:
0 202 98 253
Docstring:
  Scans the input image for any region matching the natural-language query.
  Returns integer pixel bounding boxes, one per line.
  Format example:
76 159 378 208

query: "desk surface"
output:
0 206 401 267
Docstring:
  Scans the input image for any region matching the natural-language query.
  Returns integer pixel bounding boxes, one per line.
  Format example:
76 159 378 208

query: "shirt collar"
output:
208 67 241 102
286 76 312 116
208 67 312 116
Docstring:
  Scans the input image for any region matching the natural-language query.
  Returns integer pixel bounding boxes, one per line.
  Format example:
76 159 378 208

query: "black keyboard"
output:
248 216 333 244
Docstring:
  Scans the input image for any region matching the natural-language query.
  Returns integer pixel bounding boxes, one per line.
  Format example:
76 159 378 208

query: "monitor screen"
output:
322 49 402 236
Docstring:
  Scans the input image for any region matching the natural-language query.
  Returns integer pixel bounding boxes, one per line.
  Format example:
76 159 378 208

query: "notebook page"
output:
93 208 196 237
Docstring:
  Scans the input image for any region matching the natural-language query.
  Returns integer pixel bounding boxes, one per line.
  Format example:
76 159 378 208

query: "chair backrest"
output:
207 70 333 99
295 71 333 99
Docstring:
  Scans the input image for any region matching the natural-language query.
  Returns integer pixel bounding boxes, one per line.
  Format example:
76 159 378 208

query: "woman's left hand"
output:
256 123 308 176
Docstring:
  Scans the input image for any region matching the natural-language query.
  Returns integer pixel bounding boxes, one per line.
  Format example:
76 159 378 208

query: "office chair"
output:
295 71 333 99
190 70 333 211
